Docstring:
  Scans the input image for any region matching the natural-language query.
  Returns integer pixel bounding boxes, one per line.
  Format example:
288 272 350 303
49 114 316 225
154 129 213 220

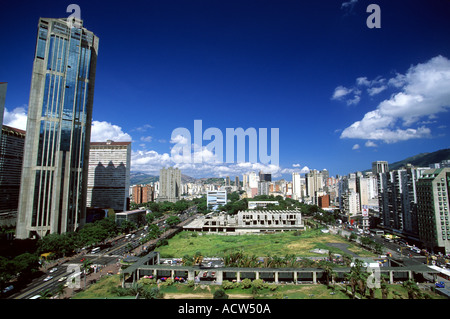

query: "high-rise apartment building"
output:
377 166 427 239
16 18 99 239
306 169 324 204
157 167 181 203
372 161 389 174
87 140 131 212
416 168 450 254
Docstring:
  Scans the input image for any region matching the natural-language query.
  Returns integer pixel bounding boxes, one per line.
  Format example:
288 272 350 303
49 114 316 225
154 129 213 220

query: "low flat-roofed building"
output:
115 209 147 227
183 210 304 233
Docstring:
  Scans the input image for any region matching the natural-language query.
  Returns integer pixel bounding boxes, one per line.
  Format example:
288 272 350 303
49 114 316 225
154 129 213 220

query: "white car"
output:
49 267 57 273
44 275 53 282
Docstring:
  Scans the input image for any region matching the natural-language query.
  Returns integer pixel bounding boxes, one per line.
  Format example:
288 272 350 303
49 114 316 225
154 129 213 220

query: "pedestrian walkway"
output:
58 262 121 299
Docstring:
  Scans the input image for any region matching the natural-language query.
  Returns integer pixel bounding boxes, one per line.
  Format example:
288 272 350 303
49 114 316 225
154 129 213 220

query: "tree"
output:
380 274 390 299
13 253 40 279
81 258 92 288
166 216 181 228
403 279 422 299
319 261 336 288
213 288 229 299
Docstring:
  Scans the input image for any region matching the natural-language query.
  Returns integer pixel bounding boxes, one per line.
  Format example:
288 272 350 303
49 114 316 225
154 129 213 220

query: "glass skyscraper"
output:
16 18 99 239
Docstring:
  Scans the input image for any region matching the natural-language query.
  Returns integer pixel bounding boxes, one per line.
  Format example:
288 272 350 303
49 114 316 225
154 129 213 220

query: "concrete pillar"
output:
389 271 394 284
275 272 279 284
216 271 223 285
255 271 259 280
294 272 297 283
171 270 174 279
408 270 412 280
313 271 317 284
188 270 195 281
237 272 241 282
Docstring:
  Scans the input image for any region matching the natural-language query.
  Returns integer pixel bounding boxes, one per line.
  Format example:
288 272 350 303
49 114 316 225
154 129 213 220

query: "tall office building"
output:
87 140 131 212
0 125 26 227
16 18 99 239
157 167 181 203
416 168 450 254
0 83 7 138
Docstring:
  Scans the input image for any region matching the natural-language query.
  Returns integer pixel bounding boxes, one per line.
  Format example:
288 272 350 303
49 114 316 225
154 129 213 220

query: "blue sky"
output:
1 0 450 178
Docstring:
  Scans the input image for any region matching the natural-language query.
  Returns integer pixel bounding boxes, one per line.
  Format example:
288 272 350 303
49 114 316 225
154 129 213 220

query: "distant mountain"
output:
369 148 450 172
130 172 159 185
130 171 198 185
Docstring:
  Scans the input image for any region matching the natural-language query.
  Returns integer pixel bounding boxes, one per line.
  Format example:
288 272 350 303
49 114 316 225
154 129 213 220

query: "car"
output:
49 267 57 273
44 275 53 282
435 281 445 288
58 276 67 282
2 285 13 293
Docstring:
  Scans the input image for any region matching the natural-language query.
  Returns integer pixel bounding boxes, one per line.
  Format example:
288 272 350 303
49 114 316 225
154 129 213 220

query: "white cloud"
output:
352 144 360 150
170 134 189 145
341 0 358 10
292 163 301 167
3 106 28 130
340 55 450 143
90 120 132 142
140 136 153 142
367 85 387 96
365 140 378 147
332 86 353 100
131 144 313 178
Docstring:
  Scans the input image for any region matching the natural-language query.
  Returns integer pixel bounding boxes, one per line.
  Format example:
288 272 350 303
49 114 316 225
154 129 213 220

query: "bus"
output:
91 247 100 254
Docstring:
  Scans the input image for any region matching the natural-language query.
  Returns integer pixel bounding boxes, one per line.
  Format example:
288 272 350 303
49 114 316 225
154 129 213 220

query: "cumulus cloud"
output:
3 106 28 130
352 144 360 150
90 120 132 142
332 75 388 106
340 55 450 143
365 140 378 147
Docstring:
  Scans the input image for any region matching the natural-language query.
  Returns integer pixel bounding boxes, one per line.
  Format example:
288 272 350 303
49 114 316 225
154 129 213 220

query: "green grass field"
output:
156 229 375 258
72 275 446 299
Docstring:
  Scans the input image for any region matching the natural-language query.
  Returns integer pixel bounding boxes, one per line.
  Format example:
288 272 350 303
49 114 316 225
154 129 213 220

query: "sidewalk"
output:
58 262 121 299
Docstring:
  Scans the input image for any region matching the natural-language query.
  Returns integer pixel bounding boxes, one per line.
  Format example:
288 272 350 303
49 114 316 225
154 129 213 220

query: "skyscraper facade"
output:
157 167 181 203
16 18 99 239
87 140 131 212
416 168 450 254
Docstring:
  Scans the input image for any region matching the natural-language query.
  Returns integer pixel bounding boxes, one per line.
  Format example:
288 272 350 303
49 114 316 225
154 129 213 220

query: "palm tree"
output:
81 258 93 288
403 279 422 299
320 262 336 288
380 274 390 299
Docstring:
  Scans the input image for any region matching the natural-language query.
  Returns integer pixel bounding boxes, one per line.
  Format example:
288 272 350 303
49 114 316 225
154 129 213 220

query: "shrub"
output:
213 289 229 299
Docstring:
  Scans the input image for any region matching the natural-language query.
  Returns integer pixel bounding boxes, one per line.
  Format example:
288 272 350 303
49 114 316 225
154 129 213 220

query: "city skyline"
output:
2 0 450 179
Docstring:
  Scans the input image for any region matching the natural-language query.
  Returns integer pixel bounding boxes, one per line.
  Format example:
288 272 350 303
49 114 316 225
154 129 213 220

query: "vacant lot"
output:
156 229 375 258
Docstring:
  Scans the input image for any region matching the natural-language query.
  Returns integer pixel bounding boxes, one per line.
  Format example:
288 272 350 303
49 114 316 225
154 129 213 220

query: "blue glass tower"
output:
16 18 99 238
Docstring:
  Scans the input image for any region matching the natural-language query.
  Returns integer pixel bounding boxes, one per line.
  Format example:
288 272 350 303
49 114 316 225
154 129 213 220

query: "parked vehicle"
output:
435 281 445 288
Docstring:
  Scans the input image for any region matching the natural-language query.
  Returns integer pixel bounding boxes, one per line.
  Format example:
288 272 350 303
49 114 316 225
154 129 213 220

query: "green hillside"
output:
388 148 450 170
